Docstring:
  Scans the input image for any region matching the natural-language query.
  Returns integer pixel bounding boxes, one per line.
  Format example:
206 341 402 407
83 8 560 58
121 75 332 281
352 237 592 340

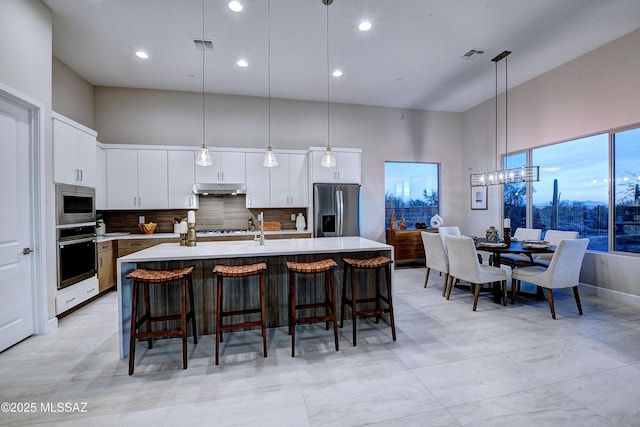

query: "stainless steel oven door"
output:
56 184 95 225
57 235 97 289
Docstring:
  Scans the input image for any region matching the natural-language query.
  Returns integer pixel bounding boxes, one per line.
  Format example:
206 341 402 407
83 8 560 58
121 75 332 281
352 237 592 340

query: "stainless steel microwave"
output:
56 184 96 225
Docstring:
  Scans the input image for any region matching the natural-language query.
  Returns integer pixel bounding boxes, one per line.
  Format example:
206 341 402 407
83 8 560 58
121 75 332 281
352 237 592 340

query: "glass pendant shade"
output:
195 144 213 166
321 146 336 168
263 146 278 167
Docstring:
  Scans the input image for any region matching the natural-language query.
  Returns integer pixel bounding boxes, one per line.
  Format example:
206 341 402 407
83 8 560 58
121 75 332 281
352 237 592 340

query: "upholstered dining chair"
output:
533 230 579 266
510 238 589 319
445 235 508 310
499 228 543 268
438 226 461 247
421 231 449 296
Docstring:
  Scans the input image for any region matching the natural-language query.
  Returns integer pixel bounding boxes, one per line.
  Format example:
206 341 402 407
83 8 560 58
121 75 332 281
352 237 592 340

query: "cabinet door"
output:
288 153 308 207
270 154 290 207
53 120 79 185
96 146 107 210
168 150 198 209
76 129 97 187
97 248 114 292
219 152 246 183
194 151 222 183
245 152 270 207
335 151 361 184
106 149 138 209
137 150 168 209
311 150 337 183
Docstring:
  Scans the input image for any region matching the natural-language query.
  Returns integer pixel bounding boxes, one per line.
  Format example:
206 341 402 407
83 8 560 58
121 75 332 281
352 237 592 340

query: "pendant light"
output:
320 0 336 168
470 51 539 186
263 0 278 167
195 0 213 167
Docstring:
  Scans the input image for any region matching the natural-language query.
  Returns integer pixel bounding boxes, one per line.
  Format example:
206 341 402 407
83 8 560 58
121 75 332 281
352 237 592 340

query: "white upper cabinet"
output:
310 149 361 184
96 146 107 210
245 152 308 208
52 113 97 187
106 148 168 209
195 151 245 183
168 150 198 209
245 152 270 208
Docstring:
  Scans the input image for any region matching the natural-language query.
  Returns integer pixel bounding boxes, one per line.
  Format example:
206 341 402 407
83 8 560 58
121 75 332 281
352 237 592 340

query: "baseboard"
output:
45 316 58 333
580 283 640 307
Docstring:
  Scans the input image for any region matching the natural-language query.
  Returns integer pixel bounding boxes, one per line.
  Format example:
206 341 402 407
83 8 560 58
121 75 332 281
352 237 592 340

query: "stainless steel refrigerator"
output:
313 183 361 237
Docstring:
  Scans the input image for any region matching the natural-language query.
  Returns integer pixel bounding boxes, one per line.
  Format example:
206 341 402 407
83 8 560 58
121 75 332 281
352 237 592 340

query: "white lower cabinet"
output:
55 276 99 315
106 149 168 209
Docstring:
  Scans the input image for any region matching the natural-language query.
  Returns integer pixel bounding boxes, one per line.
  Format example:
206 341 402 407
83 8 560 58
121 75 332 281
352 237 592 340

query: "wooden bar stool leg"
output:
128 281 139 376
351 266 357 346
290 271 297 357
188 275 198 344
340 265 348 328
143 282 152 349
180 277 188 369
385 264 397 341
324 271 331 331
330 270 339 352
215 275 223 365
375 268 381 324
260 271 268 357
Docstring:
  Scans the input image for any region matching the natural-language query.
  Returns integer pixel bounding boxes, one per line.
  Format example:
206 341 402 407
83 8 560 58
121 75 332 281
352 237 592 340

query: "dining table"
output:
474 239 556 301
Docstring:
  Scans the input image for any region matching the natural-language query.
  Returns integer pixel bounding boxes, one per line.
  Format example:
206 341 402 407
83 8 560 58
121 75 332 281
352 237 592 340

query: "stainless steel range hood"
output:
192 183 246 195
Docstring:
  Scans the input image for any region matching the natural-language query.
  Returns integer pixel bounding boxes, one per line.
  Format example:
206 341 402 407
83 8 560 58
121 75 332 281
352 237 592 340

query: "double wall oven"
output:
56 184 97 290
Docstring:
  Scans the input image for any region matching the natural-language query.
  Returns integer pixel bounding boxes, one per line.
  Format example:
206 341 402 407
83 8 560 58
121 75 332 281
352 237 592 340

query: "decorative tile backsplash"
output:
99 195 307 234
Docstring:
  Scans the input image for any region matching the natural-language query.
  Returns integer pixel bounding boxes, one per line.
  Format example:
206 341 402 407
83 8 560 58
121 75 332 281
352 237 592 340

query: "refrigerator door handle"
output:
338 189 344 236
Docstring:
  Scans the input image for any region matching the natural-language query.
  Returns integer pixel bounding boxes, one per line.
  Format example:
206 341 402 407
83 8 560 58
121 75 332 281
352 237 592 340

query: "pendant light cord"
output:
268 0 271 150
202 0 206 149
495 59 498 172
326 1 330 150
505 55 508 161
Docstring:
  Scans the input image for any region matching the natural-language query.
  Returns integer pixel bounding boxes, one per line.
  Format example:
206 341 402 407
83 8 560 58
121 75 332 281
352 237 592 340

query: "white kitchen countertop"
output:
117 236 392 263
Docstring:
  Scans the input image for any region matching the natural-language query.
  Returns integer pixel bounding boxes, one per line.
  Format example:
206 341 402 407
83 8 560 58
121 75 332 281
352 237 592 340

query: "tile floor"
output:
2 268 640 426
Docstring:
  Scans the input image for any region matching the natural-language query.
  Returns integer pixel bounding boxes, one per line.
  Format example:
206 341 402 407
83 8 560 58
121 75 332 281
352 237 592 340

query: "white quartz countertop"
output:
98 229 310 242
117 236 392 263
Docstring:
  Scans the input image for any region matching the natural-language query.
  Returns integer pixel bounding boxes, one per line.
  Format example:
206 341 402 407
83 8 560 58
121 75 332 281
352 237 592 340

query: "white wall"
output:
93 87 463 241
0 0 57 323
462 29 640 299
52 57 94 129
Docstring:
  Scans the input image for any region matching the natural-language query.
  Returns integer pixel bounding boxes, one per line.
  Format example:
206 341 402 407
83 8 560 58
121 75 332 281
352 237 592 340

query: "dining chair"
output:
421 231 449 296
534 230 579 266
444 235 508 310
438 226 461 247
510 238 589 319
499 228 543 268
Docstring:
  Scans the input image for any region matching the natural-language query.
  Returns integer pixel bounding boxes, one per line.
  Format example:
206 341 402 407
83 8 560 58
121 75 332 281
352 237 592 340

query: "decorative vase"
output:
400 213 407 230
487 226 499 243
390 211 398 230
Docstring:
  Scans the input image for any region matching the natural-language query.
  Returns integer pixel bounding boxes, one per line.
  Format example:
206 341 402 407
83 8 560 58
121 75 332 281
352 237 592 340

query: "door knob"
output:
23 248 33 255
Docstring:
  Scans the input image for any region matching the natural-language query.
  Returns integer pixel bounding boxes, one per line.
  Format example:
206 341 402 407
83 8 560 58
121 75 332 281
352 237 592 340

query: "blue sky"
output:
385 162 439 202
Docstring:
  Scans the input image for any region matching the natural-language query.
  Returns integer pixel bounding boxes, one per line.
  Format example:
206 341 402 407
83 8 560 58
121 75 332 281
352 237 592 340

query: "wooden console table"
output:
386 229 431 267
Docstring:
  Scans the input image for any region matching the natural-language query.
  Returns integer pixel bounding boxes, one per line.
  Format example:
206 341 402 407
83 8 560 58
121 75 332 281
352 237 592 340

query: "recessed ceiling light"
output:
358 21 372 31
332 69 343 77
237 59 248 67
135 51 149 59
228 1 243 12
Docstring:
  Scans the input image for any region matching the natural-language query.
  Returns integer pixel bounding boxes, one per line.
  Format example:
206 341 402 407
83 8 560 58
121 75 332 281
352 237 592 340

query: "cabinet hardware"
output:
22 247 33 255
65 297 76 304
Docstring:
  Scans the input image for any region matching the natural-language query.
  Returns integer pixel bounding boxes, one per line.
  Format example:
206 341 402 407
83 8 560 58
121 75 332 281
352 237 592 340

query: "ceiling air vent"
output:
461 48 485 60
194 39 214 50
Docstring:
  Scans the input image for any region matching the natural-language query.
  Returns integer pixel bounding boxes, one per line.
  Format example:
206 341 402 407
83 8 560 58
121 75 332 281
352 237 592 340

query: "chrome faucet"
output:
259 212 265 246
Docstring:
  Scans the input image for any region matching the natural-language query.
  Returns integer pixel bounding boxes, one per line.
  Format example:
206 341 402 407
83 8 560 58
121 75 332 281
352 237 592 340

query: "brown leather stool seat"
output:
286 259 339 357
341 256 396 346
127 265 197 375
213 262 268 365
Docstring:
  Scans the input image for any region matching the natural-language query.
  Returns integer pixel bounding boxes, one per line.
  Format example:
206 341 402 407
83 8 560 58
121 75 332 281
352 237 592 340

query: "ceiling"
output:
43 0 640 113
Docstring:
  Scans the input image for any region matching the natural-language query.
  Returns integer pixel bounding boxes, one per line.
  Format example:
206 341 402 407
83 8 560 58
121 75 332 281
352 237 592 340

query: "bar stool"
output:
127 265 197 375
286 259 339 357
213 262 268 365
341 256 396 346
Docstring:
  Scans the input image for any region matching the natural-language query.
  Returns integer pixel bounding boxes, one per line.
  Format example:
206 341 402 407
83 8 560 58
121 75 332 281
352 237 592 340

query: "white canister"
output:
96 220 105 236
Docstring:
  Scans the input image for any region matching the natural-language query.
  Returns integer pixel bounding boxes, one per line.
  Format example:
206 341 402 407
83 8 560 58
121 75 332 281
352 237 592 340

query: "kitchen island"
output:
117 237 394 358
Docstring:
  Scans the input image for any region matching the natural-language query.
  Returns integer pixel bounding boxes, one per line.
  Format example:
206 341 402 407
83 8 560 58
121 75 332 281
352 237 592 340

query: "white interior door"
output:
0 96 34 351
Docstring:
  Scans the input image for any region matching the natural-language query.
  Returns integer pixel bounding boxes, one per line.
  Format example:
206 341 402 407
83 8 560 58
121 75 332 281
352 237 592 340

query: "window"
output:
613 127 640 253
503 151 528 230
385 162 439 229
